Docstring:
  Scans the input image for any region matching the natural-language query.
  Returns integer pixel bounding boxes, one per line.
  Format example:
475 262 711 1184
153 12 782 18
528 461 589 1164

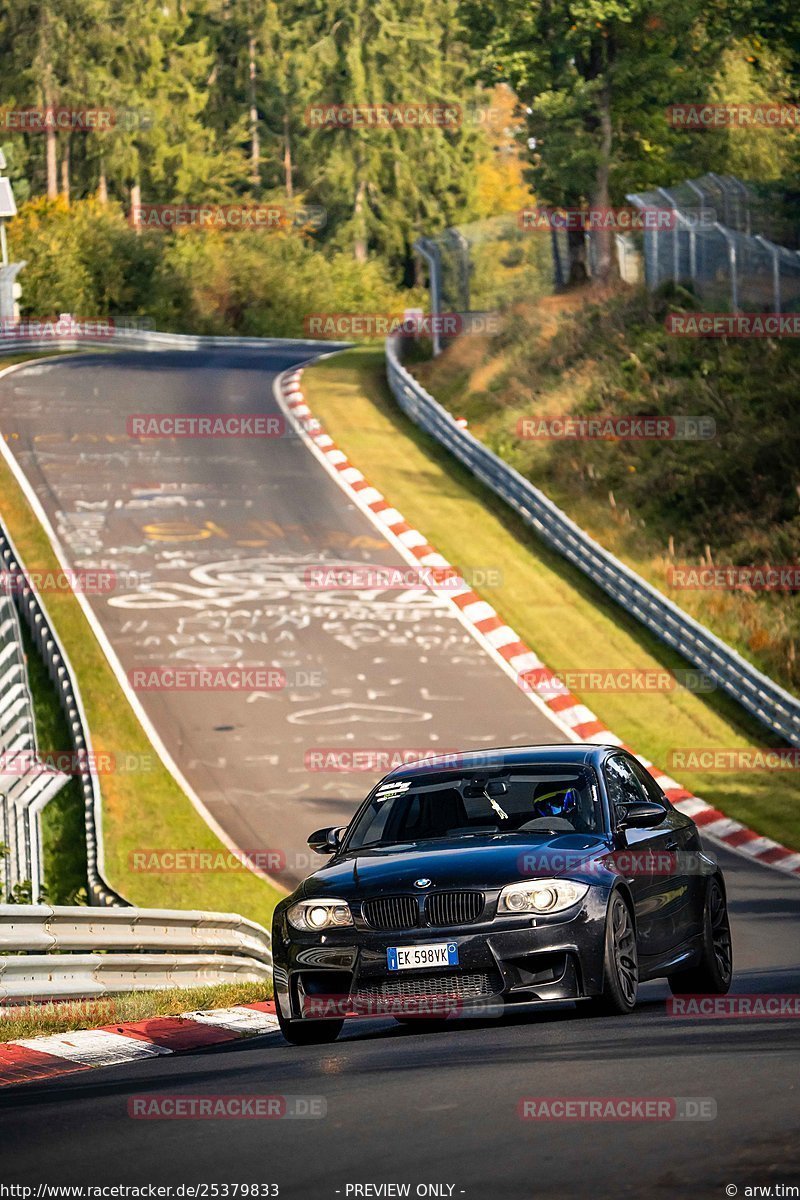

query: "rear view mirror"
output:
307 826 343 855
464 778 508 799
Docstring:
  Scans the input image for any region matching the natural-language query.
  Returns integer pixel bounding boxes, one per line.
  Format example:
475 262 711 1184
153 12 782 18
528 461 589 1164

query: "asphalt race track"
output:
0 346 568 886
0 346 798 1197
1 845 799 1198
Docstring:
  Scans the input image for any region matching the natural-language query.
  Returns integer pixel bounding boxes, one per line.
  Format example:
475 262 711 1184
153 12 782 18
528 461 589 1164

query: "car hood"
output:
301 833 611 898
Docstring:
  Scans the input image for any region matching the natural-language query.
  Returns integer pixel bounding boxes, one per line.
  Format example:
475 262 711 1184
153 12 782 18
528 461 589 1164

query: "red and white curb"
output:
0 1002 279 1088
276 367 800 881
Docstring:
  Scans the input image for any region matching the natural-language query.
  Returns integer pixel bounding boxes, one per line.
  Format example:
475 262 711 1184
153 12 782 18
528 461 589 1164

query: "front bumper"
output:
273 891 609 1022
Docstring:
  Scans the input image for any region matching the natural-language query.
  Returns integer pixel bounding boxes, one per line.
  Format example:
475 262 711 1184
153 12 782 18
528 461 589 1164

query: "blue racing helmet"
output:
532 785 580 820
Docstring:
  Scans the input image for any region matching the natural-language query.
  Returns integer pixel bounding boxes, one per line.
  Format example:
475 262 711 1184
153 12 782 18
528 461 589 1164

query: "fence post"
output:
656 188 681 283
551 227 565 289
715 224 739 311
414 237 443 356
754 236 781 314
685 179 713 291
445 228 470 313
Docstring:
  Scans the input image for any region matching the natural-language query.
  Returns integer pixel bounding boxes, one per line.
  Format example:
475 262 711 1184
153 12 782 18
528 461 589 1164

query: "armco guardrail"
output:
0 904 272 1000
386 336 800 747
0 583 69 902
0 520 126 907
0 326 348 355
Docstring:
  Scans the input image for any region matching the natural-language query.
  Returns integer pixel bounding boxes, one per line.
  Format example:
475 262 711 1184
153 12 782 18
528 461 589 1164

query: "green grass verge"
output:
303 347 800 850
0 423 283 924
0 980 272 1042
413 289 800 698
19 620 88 904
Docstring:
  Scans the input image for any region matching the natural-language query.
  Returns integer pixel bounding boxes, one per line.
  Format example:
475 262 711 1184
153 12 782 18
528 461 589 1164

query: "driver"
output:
531 783 580 823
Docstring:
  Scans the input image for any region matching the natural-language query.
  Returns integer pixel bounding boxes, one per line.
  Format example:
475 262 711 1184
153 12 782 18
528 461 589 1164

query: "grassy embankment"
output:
413 287 800 698
303 344 800 849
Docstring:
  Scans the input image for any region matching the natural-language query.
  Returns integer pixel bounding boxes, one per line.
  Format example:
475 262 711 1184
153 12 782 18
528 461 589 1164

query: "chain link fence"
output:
626 173 800 313
417 213 558 321
418 174 800 326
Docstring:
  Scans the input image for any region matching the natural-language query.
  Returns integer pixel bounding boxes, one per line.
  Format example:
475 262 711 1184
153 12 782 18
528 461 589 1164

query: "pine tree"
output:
294 0 486 270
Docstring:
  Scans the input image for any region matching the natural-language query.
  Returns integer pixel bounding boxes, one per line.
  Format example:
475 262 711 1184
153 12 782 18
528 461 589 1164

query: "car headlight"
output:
498 879 589 914
287 898 354 931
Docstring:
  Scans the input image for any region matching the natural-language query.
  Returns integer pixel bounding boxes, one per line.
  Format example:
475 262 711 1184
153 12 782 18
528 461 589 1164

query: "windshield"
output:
345 766 602 850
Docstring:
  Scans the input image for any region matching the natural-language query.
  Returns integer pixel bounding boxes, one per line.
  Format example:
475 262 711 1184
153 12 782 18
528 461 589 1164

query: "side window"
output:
604 755 648 809
628 758 669 808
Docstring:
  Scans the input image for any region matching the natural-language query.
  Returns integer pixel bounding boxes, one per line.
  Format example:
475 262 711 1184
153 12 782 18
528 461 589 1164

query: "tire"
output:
276 1002 344 1046
668 877 733 996
587 892 639 1016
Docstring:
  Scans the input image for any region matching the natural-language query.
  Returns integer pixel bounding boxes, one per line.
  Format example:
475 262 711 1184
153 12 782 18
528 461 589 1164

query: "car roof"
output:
381 743 621 781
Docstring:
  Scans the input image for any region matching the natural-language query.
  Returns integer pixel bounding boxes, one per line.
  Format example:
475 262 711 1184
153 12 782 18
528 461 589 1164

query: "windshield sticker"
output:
375 780 411 802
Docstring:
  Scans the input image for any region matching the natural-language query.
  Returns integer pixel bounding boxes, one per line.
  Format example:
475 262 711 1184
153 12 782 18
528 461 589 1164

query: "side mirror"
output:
617 802 665 830
307 826 343 855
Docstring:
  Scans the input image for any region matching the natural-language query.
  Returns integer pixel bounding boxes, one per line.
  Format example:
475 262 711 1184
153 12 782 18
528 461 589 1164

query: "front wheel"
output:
587 892 639 1016
668 878 732 996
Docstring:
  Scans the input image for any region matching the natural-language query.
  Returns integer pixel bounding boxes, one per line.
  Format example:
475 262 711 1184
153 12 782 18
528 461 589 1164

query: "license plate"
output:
387 942 459 971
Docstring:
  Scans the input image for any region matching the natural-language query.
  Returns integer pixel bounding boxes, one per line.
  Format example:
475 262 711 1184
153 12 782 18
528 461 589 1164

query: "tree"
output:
293 0 486 271
95 0 247 214
460 0 748 284
0 0 112 199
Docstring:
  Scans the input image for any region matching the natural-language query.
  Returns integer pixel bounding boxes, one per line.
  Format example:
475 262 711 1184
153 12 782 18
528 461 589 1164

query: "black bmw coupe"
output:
272 744 733 1044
